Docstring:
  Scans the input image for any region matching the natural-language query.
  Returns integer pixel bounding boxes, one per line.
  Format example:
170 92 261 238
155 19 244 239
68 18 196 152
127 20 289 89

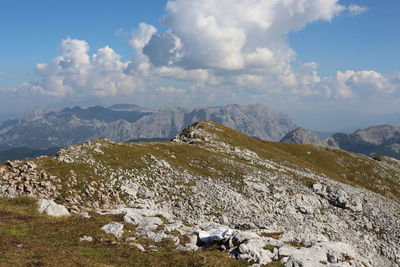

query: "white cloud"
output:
156 86 187 94
129 23 157 63
347 5 368 16
6 0 399 111
141 0 344 74
115 28 129 38
23 38 143 97
133 0 361 97
156 66 211 83
324 70 399 99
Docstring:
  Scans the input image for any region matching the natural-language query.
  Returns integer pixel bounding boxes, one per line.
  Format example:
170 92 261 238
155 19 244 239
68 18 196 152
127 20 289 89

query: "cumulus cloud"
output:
23 38 143 97
7 0 399 109
324 70 399 99
129 23 157 64
141 0 344 73
133 0 378 98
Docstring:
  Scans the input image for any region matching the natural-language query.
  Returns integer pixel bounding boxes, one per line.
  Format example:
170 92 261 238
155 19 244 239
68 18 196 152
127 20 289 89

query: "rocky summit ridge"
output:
0 121 400 266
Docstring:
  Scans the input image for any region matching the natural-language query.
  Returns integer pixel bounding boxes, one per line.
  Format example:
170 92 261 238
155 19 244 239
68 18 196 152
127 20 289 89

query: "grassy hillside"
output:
199 121 400 202
0 196 247 267
29 120 400 205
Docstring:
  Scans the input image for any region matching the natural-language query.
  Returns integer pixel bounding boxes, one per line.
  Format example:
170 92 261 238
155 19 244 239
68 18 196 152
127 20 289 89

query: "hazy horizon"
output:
1 101 399 133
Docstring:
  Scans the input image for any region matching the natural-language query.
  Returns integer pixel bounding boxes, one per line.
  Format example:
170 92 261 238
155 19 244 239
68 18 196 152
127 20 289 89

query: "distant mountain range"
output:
2 103 399 162
0 103 297 153
280 125 400 160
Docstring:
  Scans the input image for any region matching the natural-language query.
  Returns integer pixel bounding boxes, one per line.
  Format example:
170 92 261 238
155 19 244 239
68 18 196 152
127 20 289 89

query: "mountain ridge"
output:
0 104 297 152
280 125 400 160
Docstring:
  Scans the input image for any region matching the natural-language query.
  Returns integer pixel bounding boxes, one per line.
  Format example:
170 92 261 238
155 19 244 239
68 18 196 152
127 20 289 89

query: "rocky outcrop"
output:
279 242 363 267
0 161 60 199
280 127 329 146
101 222 124 238
85 206 369 266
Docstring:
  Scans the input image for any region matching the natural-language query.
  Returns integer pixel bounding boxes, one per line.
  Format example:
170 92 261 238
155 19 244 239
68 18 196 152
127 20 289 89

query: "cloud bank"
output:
5 0 399 110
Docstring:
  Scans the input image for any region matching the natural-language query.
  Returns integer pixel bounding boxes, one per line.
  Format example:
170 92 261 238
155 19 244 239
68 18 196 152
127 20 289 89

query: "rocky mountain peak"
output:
280 124 400 160
280 127 329 147
354 124 400 145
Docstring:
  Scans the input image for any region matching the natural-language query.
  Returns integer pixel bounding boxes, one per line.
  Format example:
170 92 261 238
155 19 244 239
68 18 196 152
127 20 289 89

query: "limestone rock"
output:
280 242 365 267
236 238 273 265
196 228 233 244
101 222 124 238
280 128 328 146
38 199 70 217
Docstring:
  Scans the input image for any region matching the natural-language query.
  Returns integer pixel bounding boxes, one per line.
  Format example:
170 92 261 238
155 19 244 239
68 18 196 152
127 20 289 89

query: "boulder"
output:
38 199 70 217
196 227 233 245
101 222 124 238
124 212 164 231
328 189 363 212
228 230 260 247
236 238 273 265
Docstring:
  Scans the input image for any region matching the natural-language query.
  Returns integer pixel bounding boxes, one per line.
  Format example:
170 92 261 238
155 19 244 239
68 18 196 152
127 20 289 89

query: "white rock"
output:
229 230 261 247
79 212 91 219
123 208 166 231
101 222 124 238
80 235 93 242
38 199 70 217
131 243 146 252
237 239 273 265
196 227 233 244
279 242 364 267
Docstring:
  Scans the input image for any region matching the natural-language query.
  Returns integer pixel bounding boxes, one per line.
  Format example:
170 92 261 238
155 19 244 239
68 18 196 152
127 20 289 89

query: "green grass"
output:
0 196 247 267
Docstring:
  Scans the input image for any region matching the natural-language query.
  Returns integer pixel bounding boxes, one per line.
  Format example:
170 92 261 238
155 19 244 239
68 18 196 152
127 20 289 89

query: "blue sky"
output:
0 0 167 86
0 0 399 130
290 0 400 76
